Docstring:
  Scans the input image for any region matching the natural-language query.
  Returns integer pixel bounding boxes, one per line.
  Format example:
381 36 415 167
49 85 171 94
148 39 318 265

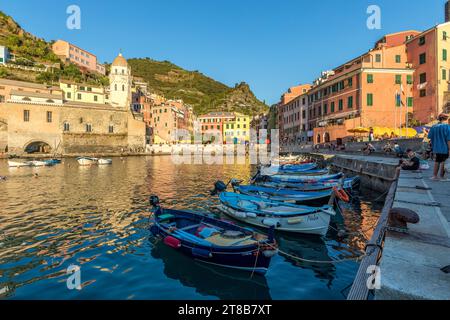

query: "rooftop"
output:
0 78 60 91
10 89 63 100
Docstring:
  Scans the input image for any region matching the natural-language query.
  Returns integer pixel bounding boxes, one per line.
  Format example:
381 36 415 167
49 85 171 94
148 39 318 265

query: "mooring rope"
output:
265 243 367 264
250 242 261 279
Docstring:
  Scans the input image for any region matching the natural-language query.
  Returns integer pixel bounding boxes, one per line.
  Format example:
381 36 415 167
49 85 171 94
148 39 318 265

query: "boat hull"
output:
217 192 335 236
8 161 32 168
31 161 51 167
216 204 331 236
261 167 328 176
150 208 276 274
263 173 344 183
258 176 360 192
234 185 332 205
98 159 112 165
45 159 61 165
77 158 97 166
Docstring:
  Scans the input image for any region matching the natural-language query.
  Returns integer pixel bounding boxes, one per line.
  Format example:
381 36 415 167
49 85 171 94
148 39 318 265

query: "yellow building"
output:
60 81 108 105
223 112 250 144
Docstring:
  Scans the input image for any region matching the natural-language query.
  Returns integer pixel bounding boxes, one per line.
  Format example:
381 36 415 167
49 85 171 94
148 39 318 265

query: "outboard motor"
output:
250 168 262 183
210 180 227 196
149 195 161 208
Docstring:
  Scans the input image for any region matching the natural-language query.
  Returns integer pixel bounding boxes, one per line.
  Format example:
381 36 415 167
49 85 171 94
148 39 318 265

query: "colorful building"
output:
277 84 311 143
282 91 310 144
406 22 450 124
223 113 251 144
150 99 196 144
60 81 108 105
0 73 145 155
307 30 418 145
251 114 269 143
0 46 10 65
52 40 106 75
198 112 235 143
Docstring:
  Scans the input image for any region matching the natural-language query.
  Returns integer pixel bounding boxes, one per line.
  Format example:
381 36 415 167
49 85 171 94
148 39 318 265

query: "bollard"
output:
387 207 420 233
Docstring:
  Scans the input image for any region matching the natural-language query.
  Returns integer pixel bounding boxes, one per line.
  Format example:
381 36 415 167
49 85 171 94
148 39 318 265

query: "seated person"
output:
393 142 404 157
362 143 376 155
383 142 393 153
399 149 420 171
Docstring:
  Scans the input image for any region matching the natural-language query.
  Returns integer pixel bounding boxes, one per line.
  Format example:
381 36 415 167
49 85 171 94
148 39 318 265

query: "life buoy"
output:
333 187 350 203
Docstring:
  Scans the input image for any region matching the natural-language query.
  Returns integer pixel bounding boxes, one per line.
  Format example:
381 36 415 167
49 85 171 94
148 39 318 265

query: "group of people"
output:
361 113 450 181
395 113 450 180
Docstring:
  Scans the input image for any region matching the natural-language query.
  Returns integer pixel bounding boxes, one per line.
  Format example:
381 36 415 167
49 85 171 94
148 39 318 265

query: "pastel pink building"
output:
52 40 106 75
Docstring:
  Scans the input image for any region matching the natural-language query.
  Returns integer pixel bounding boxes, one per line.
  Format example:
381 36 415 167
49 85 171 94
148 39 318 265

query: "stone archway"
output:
24 140 52 154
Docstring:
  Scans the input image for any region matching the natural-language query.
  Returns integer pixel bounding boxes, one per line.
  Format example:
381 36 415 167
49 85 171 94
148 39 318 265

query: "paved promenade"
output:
377 164 450 300
311 152 450 299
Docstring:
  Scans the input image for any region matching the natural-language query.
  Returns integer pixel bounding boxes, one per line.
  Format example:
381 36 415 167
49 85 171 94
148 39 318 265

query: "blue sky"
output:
0 0 446 104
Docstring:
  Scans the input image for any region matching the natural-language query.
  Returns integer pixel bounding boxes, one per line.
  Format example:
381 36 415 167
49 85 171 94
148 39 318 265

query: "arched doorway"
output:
25 141 52 154
317 134 321 144
324 132 331 143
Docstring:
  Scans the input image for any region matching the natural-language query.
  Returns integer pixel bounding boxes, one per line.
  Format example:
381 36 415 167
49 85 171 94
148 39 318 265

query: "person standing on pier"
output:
428 113 450 181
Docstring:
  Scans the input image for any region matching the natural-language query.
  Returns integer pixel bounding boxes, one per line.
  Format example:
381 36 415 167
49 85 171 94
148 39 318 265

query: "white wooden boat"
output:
98 158 112 165
8 160 32 168
217 192 336 236
30 160 48 167
77 157 98 166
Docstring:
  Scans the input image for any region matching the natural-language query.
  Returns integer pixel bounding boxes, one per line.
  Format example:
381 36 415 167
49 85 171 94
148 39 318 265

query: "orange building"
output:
406 22 450 124
277 84 311 142
52 40 106 75
198 112 235 143
308 31 419 144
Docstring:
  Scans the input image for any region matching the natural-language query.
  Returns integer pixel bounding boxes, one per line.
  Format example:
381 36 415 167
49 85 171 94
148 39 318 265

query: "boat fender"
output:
164 236 181 249
192 248 213 259
287 217 303 225
233 211 247 219
262 218 281 228
246 212 257 218
150 225 159 236
262 249 278 258
333 187 350 203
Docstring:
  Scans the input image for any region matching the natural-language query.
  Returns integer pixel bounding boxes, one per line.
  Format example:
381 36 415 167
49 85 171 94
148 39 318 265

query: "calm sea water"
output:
0 156 382 300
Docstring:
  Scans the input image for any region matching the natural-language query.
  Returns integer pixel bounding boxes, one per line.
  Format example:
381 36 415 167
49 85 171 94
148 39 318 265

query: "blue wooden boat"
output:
149 195 278 275
261 172 344 183
231 183 332 205
215 192 336 236
44 159 62 165
261 165 329 176
275 163 317 172
257 176 360 192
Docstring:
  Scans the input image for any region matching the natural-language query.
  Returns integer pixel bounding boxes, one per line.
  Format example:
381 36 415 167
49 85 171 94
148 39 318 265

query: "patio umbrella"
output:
394 128 417 138
347 127 370 134
372 127 391 136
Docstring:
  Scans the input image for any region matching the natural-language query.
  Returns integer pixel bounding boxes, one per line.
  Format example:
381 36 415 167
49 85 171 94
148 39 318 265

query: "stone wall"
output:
0 117 7 152
338 138 424 153
62 133 128 154
0 101 146 155
0 102 62 154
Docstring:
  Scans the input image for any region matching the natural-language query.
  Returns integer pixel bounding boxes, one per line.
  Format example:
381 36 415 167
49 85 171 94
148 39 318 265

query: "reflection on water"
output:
0 156 382 300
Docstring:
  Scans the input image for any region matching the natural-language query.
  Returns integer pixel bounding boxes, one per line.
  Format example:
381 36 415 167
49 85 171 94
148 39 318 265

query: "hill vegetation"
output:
0 11 109 86
128 58 268 116
0 11 267 115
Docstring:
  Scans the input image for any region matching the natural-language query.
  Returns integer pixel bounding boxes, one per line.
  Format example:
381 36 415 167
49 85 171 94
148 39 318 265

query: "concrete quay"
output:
305 152 449 299
376 165 450 300
309 153 400 192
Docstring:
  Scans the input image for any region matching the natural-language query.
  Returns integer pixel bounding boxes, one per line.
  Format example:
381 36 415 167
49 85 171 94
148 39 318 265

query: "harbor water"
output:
0 156 383 300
